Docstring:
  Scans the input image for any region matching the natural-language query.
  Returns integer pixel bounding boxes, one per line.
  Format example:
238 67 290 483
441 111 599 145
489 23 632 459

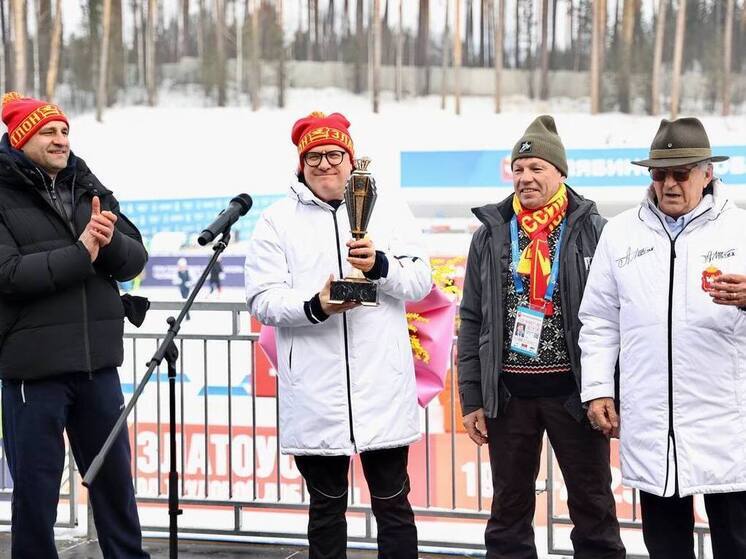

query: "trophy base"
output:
329 278 379 306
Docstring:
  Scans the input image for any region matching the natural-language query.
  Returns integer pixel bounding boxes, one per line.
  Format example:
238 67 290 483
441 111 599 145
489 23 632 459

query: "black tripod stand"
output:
83 230 233 559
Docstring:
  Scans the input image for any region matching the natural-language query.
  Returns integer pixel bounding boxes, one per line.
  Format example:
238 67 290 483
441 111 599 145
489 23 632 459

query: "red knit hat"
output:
291 111 354 167
2 92 69 149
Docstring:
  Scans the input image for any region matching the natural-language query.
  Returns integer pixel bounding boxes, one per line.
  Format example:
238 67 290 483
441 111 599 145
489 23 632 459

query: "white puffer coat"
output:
245 178 431 456
579 181 746 497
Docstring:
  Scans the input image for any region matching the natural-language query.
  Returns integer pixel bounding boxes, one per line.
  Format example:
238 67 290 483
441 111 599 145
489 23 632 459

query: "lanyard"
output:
510 216 565 302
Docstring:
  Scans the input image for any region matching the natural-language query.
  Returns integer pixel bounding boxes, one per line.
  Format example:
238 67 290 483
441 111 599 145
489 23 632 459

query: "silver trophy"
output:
329 157 379 306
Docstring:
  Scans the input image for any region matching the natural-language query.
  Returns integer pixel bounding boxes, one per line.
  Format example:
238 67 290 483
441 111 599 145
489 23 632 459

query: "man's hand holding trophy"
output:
329 156 380 306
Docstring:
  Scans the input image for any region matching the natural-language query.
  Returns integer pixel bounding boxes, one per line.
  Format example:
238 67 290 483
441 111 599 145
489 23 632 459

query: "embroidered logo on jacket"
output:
616 246 654 268
701 248 736 264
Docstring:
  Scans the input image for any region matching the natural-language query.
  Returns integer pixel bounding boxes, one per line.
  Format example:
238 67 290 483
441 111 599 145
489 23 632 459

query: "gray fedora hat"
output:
631 117 729 168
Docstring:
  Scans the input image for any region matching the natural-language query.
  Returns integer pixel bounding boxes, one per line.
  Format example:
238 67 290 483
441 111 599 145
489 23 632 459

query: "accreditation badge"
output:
510 306 544 358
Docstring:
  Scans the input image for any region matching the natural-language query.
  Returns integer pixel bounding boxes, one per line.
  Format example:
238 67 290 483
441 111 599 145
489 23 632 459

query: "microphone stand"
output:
83 228 233 559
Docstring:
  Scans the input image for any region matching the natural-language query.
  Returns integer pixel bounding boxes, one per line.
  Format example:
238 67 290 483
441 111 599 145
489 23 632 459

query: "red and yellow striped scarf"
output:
512 184 568 315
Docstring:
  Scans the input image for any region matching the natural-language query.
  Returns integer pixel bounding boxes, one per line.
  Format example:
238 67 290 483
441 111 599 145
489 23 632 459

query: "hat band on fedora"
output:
649 147 711 160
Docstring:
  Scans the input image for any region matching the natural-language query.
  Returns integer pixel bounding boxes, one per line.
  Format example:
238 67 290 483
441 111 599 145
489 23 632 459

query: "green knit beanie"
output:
511 115 568 177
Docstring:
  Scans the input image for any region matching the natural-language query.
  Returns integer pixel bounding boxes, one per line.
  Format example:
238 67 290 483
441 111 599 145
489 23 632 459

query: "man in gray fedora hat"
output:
579 116 746 559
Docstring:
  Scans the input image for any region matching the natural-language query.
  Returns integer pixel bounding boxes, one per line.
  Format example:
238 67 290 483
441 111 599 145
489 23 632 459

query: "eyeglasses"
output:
649 166 698 183
303 150 346 167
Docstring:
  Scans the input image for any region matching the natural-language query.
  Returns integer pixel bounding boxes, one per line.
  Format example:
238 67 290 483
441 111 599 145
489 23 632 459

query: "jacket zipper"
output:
48 177 69 225
487 231 504 409
559 219 576 374
33 169 71 233
38 169 94 375
650 206 710 495
559 212 586 379
330 208 357 448
82 188 99 376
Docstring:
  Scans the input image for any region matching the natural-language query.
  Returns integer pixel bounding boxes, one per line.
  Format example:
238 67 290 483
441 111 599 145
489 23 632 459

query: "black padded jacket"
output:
0 134 147 380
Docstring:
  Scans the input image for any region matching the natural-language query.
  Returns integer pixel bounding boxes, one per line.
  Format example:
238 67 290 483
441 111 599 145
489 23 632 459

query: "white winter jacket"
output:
579 181 746 497
245 178 431 456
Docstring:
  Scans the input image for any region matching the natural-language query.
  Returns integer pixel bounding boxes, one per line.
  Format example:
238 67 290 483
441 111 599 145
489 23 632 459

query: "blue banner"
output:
120 195 282 241
401 146 746 188
141 255 247 288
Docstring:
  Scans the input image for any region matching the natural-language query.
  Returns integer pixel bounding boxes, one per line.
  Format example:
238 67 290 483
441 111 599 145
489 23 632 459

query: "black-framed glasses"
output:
650 165 698 183
303 150 346 167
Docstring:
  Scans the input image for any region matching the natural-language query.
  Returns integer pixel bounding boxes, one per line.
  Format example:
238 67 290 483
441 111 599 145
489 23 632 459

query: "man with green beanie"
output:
458 115 625 558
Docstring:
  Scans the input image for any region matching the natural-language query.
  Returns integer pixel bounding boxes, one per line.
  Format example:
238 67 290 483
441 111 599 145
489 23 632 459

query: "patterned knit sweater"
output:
501 223 575 398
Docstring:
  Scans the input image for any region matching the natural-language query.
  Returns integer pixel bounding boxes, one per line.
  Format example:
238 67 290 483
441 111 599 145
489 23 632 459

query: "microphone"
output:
197 194 253 246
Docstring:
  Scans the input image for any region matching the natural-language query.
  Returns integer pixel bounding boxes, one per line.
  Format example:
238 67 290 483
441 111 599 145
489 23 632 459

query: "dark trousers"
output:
2 369 149 559
484 396 625 559
640 490 746 559
294 445 418 559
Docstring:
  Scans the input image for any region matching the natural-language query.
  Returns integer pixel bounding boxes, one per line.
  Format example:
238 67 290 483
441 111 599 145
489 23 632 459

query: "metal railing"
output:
0 300 712 557
0 442 78 529
124 301 495 552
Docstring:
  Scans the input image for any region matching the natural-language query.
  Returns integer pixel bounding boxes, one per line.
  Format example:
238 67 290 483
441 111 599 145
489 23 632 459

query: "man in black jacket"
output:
458 115 625 559
0 92 149 558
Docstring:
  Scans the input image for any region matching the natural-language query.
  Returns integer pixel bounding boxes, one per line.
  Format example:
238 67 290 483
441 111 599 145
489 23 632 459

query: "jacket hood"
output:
471 184 597 229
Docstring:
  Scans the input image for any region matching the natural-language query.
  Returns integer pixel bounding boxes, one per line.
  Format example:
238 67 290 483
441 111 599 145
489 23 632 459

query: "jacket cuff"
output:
363 250 389 280
459 384 484 416
580 383 615 403
303 293 329 324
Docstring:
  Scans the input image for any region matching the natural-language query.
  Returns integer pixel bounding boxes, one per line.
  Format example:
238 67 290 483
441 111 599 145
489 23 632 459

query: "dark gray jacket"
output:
457 186 605 420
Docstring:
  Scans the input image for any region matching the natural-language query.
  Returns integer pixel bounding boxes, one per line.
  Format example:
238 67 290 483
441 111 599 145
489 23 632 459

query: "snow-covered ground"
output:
70 86 746 203
61 85 746 261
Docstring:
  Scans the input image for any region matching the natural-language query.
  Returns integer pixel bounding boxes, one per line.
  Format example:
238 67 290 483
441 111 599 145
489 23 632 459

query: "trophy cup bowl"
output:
329 157 379 306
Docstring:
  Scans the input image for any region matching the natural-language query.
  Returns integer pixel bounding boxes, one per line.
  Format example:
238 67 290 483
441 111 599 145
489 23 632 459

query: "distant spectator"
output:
175 257 191 320
208 258 224 295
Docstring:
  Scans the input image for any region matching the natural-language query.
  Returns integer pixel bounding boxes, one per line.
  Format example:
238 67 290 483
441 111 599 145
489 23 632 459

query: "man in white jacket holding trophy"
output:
245 111 431 559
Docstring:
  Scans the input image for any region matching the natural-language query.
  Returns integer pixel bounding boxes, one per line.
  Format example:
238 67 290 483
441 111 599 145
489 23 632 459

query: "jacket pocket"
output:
389 334 406 375
276 332 295 385
287 338 295 384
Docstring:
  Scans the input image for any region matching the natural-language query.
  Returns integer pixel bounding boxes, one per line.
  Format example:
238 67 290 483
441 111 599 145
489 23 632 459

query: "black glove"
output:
121 294 150 327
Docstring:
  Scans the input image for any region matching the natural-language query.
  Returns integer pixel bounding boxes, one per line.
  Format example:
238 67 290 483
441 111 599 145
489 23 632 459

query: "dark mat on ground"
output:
0 534 474 558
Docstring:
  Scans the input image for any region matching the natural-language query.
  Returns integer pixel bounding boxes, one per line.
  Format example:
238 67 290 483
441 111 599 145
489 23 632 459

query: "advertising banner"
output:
401 146 746 189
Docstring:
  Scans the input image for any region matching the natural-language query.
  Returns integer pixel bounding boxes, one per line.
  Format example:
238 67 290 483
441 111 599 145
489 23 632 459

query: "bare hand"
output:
87 196 117 248
79 229 100 262
587 397 620 438
319 274 360 315
346 237 376 273
708 273 746 307
463 408 488 446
